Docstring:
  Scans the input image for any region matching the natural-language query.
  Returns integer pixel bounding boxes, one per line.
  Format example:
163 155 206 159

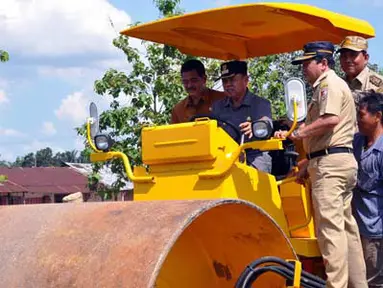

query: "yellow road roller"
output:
0 3 375 288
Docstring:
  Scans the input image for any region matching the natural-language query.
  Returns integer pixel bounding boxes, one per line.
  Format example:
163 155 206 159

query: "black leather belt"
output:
306 147 353 160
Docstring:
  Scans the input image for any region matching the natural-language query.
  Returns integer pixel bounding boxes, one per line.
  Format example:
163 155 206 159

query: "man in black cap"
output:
212 60 273 173
274 41 367 288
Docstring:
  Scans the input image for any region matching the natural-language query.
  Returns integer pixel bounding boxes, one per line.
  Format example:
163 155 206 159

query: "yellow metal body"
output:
90 115 320 259
120 3 375 60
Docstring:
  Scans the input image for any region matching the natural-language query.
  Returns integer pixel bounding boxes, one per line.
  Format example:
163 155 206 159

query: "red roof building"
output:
0 167 91 205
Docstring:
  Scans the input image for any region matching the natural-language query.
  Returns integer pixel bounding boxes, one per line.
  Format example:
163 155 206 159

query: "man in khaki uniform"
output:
338 36 383 104
275 41 367 288
171 59 226 123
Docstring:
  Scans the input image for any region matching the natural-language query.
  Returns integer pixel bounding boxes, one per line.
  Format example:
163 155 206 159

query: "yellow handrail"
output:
284 99 298 138
86 118 102 153
90 152 155 183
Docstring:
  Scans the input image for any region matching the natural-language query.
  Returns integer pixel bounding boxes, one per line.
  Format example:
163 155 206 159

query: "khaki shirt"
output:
303 69 356 154
170 88 226 123
346 67 383 104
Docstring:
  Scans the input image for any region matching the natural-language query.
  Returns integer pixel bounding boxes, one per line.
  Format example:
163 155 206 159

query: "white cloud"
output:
36 58 133 85
54 88 131 129
37 66 104 87
0 127 24 137
38 67 97 80
55 91 89 125
0 90 9 104
42 122 57 136
0 0 132 57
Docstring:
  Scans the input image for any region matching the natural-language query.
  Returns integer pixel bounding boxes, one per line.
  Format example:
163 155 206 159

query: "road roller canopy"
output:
120 2 375 60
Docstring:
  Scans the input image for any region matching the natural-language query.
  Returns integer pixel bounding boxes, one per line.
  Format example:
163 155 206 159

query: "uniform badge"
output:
320 88 328 101
369 75 383 87
319 81 328 89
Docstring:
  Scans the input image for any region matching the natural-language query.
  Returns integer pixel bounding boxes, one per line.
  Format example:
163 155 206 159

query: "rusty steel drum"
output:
0 199 297 287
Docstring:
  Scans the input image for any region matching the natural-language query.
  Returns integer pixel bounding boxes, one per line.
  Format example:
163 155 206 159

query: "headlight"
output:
252 120 272 140
94 134 113 151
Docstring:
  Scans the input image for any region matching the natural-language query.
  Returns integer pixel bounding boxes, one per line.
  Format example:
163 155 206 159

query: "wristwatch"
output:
292 129 300 139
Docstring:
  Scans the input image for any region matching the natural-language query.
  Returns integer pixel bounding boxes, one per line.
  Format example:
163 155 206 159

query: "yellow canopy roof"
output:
120 3 375 60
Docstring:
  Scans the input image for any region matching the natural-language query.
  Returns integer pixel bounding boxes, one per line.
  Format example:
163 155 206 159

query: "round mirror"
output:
89 102 99 138
284 77 307 122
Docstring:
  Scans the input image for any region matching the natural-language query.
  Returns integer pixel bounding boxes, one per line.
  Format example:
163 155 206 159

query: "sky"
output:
0 0 382 162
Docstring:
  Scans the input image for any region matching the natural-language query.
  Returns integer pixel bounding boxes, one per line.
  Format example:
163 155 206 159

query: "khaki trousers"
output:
308 153 367 288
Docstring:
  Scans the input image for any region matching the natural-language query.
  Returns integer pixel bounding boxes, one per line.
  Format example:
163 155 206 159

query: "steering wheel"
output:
189 114 242 143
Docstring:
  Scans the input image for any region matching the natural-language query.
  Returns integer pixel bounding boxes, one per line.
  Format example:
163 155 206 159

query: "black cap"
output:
292 41 335 65
216 60 247 81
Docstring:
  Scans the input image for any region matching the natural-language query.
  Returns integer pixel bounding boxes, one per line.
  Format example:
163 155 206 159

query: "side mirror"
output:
89 102 100 138
284 77 307 122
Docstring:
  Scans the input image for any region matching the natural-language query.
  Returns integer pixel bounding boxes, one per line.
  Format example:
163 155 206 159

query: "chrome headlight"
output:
94 134 113 152
252 120 272 140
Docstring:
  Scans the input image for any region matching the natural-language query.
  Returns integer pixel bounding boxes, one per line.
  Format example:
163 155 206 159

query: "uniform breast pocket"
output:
307 101 319 120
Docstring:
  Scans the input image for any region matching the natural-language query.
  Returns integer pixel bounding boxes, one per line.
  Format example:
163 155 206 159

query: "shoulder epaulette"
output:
369 74 383 87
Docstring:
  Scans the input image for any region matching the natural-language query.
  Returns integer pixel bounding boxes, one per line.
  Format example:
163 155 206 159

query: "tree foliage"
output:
0 148 89 168
0 50 9 62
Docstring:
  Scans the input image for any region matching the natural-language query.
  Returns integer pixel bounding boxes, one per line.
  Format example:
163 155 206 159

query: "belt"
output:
306 147 353 160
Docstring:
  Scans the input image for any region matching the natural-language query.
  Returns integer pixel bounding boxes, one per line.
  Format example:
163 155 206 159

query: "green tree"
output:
0 50 9 62
0 174 8 183
52 150 82 166
35 147 54 167
12 148 89 167
14 153 36 167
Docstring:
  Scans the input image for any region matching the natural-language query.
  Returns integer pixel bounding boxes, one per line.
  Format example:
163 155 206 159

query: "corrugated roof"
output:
0 167 90 194
0 180 27 193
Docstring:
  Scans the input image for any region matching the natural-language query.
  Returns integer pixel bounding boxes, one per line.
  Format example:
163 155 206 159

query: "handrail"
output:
90 152 155 183
86 118 102 153
284 99 298 138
